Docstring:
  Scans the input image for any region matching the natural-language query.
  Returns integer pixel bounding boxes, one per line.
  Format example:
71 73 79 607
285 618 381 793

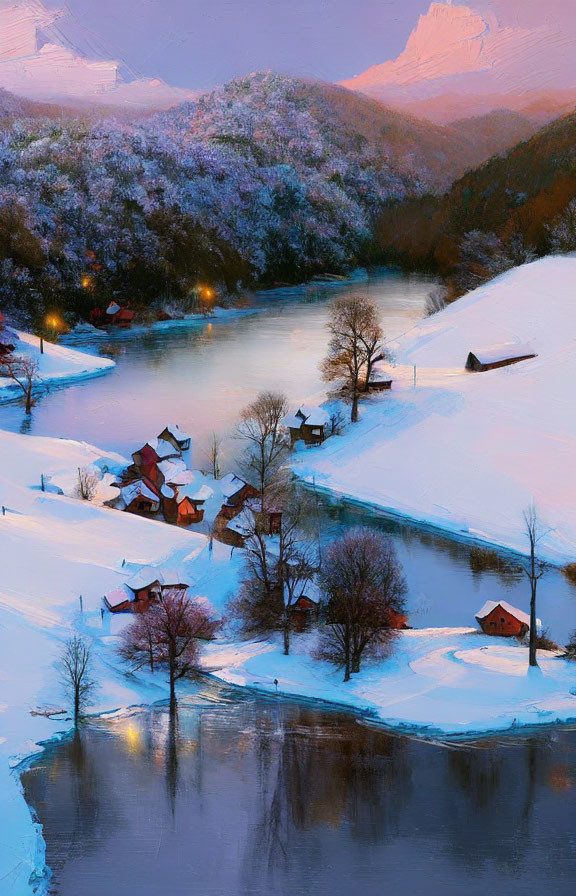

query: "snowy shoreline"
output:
0 331 115 405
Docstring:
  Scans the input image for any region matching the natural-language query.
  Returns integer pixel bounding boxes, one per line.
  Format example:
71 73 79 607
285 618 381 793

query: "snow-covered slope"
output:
0 429 242 895
0 331 114 402
295 256 576 564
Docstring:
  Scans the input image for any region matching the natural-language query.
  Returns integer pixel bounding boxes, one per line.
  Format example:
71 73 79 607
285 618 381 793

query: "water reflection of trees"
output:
240 709 411 890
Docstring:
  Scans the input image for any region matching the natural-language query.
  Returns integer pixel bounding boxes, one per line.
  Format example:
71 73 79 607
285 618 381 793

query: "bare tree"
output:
76 467 98 501
1 354 40 414
329 409 346 436
321 295 384 422
523 506 549 669
236 391 289 509
318 528 406 681
201 431 223 480
59 636 96 726
230 487 317 655
119 589 219 711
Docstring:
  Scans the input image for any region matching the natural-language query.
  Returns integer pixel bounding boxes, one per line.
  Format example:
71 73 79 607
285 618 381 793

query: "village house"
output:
158 424 192 453
466 344 536 372
282 406 329 447
104 301 135 328
218 473 259 518
120 478 161 516
104 568 189 613
164 483 213 526
130 438 182 484
0 312 16 357
475 600 539 637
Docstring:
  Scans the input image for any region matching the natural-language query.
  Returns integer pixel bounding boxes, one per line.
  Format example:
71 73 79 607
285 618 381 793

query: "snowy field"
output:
205 629 576 737
294 256 576 565
0 330 114 402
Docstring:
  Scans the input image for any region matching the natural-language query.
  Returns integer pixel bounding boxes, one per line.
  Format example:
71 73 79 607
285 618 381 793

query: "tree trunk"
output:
283 620 290 656
25 387 32 415
351 652 361 674
362 360 373 392
343 633 351 681
529 581 538 667
74 687 80 727
169 665 177 712
351 389 359 423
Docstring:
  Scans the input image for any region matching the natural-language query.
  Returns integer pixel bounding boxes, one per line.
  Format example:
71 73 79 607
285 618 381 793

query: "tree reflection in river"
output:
21 687 576 896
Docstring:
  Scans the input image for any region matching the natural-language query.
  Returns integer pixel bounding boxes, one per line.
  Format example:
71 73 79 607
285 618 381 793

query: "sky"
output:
34 0 576 90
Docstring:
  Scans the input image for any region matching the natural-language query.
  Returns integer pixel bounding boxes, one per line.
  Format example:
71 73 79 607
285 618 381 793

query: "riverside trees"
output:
318 528 406 681
321 295 385 422
119 589 219 711
59 636 96 727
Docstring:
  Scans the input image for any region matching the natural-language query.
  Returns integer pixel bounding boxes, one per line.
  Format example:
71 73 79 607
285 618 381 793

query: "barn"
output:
475 600 536 637
105 301 134 328
466 344 536 372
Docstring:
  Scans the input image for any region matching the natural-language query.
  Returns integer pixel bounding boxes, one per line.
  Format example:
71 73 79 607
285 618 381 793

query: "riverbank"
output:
294 256 576 566
0 331 115 404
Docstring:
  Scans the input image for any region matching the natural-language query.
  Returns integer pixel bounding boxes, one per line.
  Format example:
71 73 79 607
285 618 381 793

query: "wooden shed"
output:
282 406 329 447
219 473 259 512
475 600 534 637
121 478 161 516
105 301 134 328
466 344 536 372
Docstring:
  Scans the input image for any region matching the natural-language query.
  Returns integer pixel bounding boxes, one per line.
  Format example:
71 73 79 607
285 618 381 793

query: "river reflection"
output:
22 684 576 896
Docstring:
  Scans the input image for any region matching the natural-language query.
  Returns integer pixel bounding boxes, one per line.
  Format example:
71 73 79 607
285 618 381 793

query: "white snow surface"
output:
0 428 243 895
0 330 114 402
294 256 576 564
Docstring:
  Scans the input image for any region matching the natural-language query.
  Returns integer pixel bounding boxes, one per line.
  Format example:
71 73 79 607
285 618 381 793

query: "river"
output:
21 682 576 896
1 268 575 640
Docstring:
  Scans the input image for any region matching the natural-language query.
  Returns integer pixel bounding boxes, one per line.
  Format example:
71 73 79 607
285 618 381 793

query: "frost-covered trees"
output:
119 590 219 710
453 230 535 295
318 528 406 681
547 199 576 253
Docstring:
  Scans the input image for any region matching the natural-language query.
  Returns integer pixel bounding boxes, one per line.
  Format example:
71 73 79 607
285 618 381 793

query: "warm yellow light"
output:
81 275 92 289
46 315 60 331
204 288 214 300
123 724 142 753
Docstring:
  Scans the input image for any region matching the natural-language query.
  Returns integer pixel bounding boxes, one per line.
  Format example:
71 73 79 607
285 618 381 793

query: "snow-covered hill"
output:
295 256 576 564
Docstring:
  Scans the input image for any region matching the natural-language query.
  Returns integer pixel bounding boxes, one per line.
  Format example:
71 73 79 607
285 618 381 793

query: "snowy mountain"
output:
0 0 194 109
341 2 576 124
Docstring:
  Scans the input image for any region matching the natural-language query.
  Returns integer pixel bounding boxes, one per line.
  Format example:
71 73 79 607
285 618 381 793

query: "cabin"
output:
131 439 181 484
105 301 135 328
121 478 161 516
219 473 259 515
466 344 536 372
366 379 392 392
103 587 134 614
164 484 213 526
245 498 283 535
158 424 191 453
282 406 330 447
475 600 537 637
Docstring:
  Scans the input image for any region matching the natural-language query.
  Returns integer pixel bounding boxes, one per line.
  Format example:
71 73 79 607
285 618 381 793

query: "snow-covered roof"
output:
226 508 254 536
161 484 175 499
299 405 330 427
178 483 213 503
153 438 181 459
469 343 535 364
160 569 189 588
220 473 248 499
160 424 191 443
282 406 329 429
126 567 163 591
106 302 121 315
475 600 530 627
105 587 132 608
158 458 187 480
121 479 159 506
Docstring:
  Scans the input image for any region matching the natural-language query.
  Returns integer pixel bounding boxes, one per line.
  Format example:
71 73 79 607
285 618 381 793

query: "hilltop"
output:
294 256 576 565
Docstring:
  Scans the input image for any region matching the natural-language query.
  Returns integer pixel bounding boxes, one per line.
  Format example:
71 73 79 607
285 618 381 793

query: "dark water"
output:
22 683 576 896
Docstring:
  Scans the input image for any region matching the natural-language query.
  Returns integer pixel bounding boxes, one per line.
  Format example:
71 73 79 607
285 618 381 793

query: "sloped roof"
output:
470 344 536 365
158 458 187 480
160 423 191 443
178 483 213 503
282 405 329 429
121 479 160 506
220 473 248 499
105 587 132 608
106 301 121 315
475 600 530 627
126 567 163 591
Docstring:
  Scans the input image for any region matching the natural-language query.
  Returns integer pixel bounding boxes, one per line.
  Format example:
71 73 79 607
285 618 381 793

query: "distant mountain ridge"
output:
341 2 576 124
